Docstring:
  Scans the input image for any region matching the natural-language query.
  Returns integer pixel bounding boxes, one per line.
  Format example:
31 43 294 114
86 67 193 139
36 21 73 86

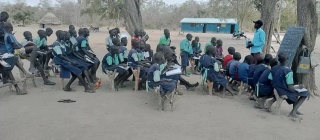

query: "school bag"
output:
297 48 311 74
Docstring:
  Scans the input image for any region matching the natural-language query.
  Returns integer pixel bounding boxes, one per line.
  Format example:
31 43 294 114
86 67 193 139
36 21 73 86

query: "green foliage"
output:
5 2 34 25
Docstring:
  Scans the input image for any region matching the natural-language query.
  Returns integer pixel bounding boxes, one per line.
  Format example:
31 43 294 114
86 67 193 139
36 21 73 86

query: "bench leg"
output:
238 82 243 95
207 80 213 96
107 71 117 91
60 78 64 90
132 67 140 91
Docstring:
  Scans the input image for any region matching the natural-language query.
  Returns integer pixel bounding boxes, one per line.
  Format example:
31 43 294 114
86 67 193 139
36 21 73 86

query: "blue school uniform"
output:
248 64 257 89
147 63 176 95
180 39 193 67
102 52 127 75
128 48 147 78
64 41 89 71
0 42 17 73
269 65 309 104
119 45 128 63
160 62 181 81
237 62 249 83
253 64 269 87
52 41 82 78
256 69 273 97
226 60 240 79
76 36 99 64
5 33 22 54
200 54 227 88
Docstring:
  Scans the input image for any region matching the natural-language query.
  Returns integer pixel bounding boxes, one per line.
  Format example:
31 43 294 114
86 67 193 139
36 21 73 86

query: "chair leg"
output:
60 78 64 90
132 67 140 91
274 90 286 116
207 80 213 96
107 70 116 91
238 82 243 95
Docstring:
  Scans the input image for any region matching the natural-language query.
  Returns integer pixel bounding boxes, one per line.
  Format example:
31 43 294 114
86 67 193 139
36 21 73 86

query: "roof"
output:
180 18 238 24
38 12 62 25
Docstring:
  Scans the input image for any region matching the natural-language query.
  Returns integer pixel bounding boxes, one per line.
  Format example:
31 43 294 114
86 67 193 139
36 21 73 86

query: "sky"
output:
2 0 207 6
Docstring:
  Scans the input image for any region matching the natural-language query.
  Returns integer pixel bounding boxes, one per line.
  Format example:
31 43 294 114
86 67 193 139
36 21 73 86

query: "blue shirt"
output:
5 33 22 54
237 62 249 83
248 28 265 53
226 60 240 79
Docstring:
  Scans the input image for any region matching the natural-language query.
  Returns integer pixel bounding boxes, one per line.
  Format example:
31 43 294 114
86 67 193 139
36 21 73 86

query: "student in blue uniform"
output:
119 37 128 63
52 30 94 93
253 54 273 90
254 58 278 108
143 44 153 62
237 55 254 84
77 28 100 81
195 36 201 51
226 52 241 80
180 34 193 76
191 40 202 74
268 52 308 118
146 52 176 95
200 45 235 97
102 45 128 90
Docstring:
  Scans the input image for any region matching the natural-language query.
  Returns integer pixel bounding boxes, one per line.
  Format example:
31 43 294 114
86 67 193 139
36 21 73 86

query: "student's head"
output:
3 22 13 32
233 52 241 61
244 55 254 65
78 28 84 36
110 45 120 54
134 29 140 36
264 54 273 65
114 27 120 34
278 52 287 64
69 29 77 37
121 37 127 46
156 44 164 53
38 30 46 38
186 33 193 41
192 40 198 48
256 56 264 65
109 29 116 36
139 41 145 50
154 52 165 64
270 58 278 68
23 31 32 40
164 29 170 38
217 39 223 47
69 25 75 31
195 36 199 42
56 30 65 40
141 30 146 36
227 47 235 55
132 39 140 49
163 46 174 62
112 38 121 46
210 37 217 45
206 45 216 57
253 20 263 29
145 44 151 51
0 12 9 22
46 28 53 37
83 28 90 37
64 31 70 40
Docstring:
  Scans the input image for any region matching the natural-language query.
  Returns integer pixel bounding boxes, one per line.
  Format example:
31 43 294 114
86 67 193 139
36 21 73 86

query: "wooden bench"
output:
273 90 288 116
106 69 117 91
131 67 140 91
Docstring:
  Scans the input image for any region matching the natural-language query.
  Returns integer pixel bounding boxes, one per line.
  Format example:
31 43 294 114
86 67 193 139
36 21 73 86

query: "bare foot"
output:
288 112 300 119
296 110 304 115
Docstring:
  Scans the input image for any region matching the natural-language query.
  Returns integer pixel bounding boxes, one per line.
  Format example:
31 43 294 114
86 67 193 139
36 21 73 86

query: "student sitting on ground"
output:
52 30 94 93
268 52 309 119
102 45 128 90
223 47 235 68
191 40 202 74
146 52 176 95
200 45 235 97
237 55 254 84
254 58 278 108
226 52 241 80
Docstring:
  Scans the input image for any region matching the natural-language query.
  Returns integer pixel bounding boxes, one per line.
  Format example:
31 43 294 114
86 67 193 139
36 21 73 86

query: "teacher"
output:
247 20 266 63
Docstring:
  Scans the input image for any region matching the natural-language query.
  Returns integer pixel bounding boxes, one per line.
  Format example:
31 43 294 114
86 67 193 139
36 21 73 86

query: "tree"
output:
121 0 143 35
13 10 33 25
292 0 318 96
228 0 255 30
5 2 34 25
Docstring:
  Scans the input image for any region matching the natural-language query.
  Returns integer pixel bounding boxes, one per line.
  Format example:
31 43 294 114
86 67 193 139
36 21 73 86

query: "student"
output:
106 29 117 51
195 36 201 51
226 52 241 80
248 57 264 91
77 28 100 81
254 58 278 108
69 25 75 31
114 27 121 39
191 40 201 74
140 30 149 45
252 54 273 89
119 37 128 63
0 11 9 81
159 29 171 46
33 29 51 70
268 52 308 118
102 45 128 90
216 39 224 58
131 29 141 48
146 52 176 95
52 30 94 93
180 33 193 76
204 37 217 54
200 45 235 97
237 55 254 84
223 47 235 68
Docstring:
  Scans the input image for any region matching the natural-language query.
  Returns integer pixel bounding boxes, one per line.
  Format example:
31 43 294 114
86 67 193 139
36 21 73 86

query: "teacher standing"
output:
247 20 266 63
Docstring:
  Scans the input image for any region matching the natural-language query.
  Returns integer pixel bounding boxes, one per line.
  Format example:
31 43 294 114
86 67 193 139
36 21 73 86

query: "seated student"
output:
102 45 128 90
77 28 100 81
52 30 94 93
119 37 128 63
204 37 217 54
106 29 117 51
128 39 150 90
143 44 153 62
33 29 51 70
254 58 278 108
216 39 224 59
252 54 273 90
226 52 241 80
237 55 254 84
223 47 235 68
180 34 193 76
195 36 201 51
140 30 149 45
131 29 141 48
191 40 202 74
137 41 152 65
200 45 235 97
268 52 308 119
146 52 176 95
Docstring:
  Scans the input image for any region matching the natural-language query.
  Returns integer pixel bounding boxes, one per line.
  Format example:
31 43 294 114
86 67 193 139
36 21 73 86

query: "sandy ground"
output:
0 25 320 140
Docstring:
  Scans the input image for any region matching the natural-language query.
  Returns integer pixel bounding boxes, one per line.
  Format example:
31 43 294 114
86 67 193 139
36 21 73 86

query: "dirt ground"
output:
0 25 320 140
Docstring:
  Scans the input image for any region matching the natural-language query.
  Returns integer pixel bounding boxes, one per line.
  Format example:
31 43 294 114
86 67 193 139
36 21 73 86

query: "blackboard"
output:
277 27 305 67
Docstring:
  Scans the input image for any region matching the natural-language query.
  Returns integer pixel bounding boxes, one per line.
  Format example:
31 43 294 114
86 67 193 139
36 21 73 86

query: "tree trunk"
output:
260 0 279 54
22 19 25 26
121 0 143 36
276 0 282 42
293 0 318 96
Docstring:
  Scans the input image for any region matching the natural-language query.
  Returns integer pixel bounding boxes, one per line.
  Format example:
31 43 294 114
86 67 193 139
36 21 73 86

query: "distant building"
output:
180 18 239 34
38 12 62 28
